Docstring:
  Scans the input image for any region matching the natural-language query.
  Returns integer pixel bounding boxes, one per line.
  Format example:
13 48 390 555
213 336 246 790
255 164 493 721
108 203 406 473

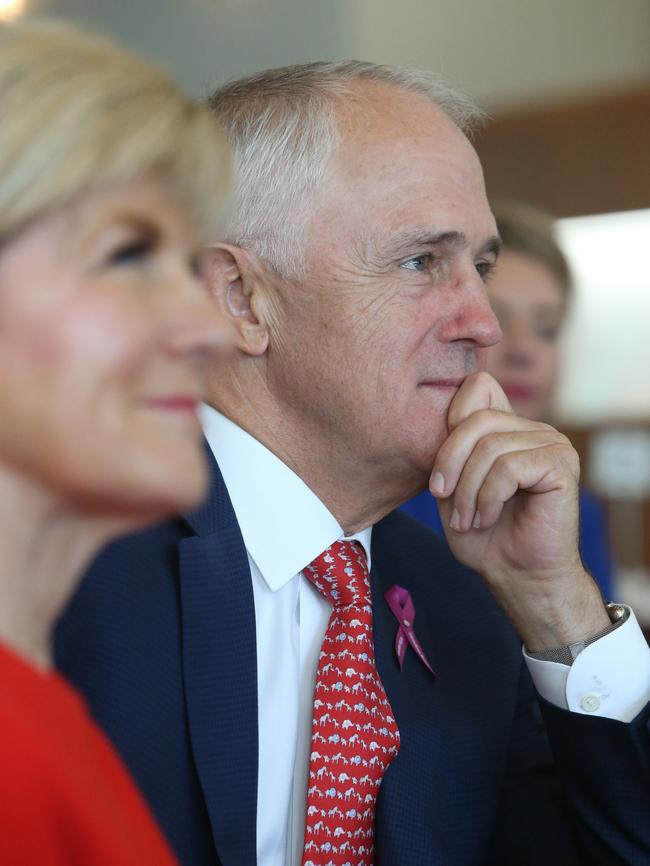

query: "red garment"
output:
0 641 179 866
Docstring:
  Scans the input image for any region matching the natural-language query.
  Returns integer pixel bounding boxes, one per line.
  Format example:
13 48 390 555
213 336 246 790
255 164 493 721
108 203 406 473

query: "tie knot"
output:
304 540 370 610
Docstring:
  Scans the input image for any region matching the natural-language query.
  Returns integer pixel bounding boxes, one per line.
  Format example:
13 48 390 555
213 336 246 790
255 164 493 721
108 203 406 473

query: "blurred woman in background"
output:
0 19 231 865
401 202 614 598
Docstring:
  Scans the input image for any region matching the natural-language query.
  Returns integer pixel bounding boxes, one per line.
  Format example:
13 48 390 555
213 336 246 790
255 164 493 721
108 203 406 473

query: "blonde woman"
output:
0 19 232 865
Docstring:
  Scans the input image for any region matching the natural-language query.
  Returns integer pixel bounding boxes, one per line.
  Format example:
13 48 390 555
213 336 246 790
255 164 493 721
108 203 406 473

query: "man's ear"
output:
199 244 270 357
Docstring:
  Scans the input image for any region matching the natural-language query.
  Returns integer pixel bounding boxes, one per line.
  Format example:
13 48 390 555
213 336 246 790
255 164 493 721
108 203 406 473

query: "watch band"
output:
527 603 628 665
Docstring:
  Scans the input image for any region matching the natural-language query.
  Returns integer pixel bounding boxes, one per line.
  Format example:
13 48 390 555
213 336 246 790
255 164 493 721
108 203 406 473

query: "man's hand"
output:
430 372 609 651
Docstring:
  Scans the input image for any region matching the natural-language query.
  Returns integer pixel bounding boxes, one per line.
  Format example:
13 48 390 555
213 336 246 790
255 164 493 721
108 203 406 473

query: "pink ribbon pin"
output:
384 584 436 677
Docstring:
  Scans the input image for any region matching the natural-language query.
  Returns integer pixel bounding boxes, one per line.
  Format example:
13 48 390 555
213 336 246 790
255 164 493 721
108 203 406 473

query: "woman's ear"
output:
199 244 270 357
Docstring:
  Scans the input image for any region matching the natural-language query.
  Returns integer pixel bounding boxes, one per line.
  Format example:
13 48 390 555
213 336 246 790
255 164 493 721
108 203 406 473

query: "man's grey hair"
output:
208 60 484 279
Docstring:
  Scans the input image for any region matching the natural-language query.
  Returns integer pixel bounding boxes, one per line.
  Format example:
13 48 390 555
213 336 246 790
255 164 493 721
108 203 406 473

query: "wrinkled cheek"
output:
263 292 292 357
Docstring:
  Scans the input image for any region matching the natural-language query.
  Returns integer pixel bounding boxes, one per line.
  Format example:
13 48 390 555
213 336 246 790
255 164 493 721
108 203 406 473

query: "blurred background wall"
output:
5 0 650 615
10 0 650 109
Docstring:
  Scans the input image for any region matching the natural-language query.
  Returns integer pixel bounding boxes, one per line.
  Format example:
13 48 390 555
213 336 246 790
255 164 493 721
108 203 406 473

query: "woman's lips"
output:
502 383 536 401
143 396 200 415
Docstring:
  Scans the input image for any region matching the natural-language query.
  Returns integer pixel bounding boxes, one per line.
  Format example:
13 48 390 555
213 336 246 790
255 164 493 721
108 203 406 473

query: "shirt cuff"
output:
523 606 650 723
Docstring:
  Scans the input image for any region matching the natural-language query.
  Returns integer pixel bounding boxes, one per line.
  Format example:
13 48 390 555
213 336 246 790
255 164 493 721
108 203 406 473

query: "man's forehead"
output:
307 82 493 258
334 80 471 154
328 88 485 201
336 78 453 126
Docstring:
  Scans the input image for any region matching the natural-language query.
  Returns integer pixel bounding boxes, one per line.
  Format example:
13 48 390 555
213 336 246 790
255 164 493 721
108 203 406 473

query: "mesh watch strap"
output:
527 603 628 665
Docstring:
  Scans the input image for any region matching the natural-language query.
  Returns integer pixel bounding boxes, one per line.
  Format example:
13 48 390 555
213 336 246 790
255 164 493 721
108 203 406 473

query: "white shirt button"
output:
580 693 601 713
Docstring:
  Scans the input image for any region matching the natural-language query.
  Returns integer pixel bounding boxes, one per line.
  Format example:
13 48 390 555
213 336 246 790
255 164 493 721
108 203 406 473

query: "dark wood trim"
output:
474 86 650 217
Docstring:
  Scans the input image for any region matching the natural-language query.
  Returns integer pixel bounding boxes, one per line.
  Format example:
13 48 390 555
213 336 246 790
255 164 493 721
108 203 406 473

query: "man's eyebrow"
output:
370 229 501 264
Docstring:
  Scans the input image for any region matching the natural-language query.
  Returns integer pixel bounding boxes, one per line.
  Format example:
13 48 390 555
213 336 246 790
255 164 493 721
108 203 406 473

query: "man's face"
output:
265 83 502 490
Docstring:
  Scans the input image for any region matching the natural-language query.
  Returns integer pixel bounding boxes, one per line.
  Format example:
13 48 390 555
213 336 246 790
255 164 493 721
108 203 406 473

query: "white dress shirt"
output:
525 607 650 722
200 404 650 866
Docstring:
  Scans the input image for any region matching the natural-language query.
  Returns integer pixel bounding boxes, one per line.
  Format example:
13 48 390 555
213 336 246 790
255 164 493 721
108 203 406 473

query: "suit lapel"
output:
369 512 524 866
179 456 258 866
369 516 448 864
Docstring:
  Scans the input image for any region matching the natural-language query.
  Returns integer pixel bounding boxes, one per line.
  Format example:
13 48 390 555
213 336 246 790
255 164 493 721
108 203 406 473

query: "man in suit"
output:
56 62 650 866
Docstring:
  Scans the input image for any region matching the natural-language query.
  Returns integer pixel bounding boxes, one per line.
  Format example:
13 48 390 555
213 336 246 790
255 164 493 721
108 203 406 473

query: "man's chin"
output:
411 433 446 474
394 459 438 506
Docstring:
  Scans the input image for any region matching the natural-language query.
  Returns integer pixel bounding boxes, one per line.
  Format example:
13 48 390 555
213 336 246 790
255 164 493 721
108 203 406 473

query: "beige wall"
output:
349 0 650 109
29 0 650 106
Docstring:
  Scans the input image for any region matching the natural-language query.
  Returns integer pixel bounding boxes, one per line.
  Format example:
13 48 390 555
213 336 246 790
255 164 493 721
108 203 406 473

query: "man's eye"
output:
400 254 431 272
475 261 495 282
108 237 153 266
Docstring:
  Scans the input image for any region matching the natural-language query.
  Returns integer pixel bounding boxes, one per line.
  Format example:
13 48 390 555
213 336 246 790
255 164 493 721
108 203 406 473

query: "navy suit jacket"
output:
55 457 650 866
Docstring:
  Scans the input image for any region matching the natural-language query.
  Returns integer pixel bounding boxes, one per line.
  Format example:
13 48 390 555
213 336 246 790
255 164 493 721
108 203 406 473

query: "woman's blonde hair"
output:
0 18 230 242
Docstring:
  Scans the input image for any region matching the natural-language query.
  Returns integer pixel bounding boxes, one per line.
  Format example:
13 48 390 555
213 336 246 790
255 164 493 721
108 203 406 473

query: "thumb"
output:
447 372 513 432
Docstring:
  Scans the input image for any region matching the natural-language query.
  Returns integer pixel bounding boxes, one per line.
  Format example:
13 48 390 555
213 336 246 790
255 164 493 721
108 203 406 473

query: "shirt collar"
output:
200 404 372 592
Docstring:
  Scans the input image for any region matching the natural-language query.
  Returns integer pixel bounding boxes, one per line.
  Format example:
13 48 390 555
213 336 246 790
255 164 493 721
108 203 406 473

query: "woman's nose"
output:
162 269 237 362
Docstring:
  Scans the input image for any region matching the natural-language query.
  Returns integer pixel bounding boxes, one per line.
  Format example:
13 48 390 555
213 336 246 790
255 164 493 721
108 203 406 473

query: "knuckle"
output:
560 446 581 479
492 451 517 481
466 408 493 428
474 431 506 462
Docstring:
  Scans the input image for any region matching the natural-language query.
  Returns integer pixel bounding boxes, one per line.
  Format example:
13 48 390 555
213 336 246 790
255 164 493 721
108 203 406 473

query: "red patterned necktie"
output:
301 540 400 866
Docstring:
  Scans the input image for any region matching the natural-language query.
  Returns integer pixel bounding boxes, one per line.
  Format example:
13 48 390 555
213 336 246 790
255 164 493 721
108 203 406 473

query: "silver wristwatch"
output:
527 603 628 665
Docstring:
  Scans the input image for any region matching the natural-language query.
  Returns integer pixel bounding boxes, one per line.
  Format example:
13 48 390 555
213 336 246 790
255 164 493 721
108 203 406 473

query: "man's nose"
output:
474 292 502 348
452 279 503 348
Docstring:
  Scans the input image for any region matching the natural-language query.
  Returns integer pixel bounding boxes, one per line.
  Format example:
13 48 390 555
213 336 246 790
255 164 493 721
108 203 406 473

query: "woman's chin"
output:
120 462 210 521
54 450 210 525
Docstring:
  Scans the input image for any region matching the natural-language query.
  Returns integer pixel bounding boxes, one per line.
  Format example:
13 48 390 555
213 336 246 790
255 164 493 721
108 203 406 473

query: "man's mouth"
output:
418 377 465 389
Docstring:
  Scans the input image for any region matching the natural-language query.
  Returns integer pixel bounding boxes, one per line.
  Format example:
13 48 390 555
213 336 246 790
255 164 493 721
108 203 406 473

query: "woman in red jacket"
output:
0 19 232 865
